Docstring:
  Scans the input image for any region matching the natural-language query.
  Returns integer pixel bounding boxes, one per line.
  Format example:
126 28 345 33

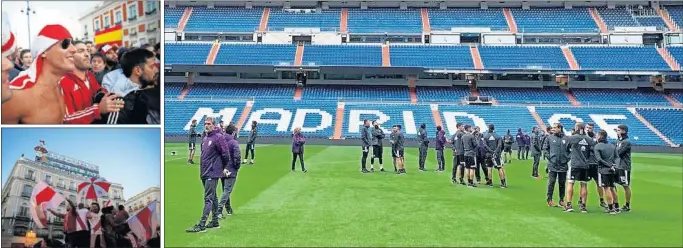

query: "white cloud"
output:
1 1 102 49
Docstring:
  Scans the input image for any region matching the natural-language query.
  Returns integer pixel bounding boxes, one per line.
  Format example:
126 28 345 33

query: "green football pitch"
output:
164 143 683 247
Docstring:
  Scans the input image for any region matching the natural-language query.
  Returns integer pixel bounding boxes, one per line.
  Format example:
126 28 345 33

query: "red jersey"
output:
60 71 106 124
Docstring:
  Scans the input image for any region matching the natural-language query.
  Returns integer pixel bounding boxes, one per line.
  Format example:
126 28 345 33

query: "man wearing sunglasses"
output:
61 41 123 124
2 24 76 124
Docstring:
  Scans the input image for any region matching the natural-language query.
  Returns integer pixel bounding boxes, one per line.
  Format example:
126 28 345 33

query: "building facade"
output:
78 0 161 48
1 154 124 246
124 186 160 214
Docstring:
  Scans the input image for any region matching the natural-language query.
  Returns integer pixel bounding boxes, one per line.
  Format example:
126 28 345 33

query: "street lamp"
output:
19 0 36 48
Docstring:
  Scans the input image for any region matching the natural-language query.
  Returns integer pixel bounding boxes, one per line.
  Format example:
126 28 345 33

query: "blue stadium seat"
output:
670 90 683 104
267 8 340 31
510 8 599 33
215 44 296 65
165 7 184 28
438 105 538 136
347 8 422 33
164 100 247 136
571 88 670 106
597 8 639 29
417 86 471 102
665 6 683 28
304 85 408 101
184 7 262 32
667 46 683 69
478 45 570 70
428 8 508 31
303 45 382 66
478 87 569 104
634 16 668 30
342 103 434 139
165 83 184 98
390 45 473 69
535 106 665 145
185 84 294 99
248 100 337 138
571 46 670 71
164 42 212 65
637 108 683 145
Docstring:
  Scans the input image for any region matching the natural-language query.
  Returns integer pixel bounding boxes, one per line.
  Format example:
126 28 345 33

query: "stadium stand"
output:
165 7 184 28
428 8 508 31
185 84 295 99
347 8 422 33
164 43 212 65
637 108 683 145
302 45 382 66
166 83 184 98
597 8 640 29
390 45 474 69
510 8 599 33
668 46 683 68
304 85 408 100
215 44 297 65
570 46 671 71
478 45 570 70
184 7 263 32
416 86 471 102
478 87 569 104
571 88 670 106
267 8 341 31
668 6 683 28
165 100 248 136
341 102 434 139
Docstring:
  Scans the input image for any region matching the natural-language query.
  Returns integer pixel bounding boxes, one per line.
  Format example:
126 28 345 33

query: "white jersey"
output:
88 212 103 235
75 209 90 232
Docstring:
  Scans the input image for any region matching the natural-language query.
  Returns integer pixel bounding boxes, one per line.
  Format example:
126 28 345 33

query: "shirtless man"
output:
1 24 75 124
1 12 17 103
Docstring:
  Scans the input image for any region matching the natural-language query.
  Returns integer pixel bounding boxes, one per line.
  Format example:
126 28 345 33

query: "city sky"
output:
1 128 161 200
1 1 102 49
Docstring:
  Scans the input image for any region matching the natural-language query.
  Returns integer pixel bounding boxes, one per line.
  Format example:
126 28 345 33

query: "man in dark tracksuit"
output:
484 124 506 188
544 123 569 208
593 130 619 214
243 121 258 165
217 125 242 219
187 117 230 233
188 119 198 164
361 120 372 173
523 133 531 160
614 124 632 212
564 123 595 213
451 123 466 185
585 123 607 208
390 125 406 174
462 125 479 187
516 129 525 160
530 127 543 178
474 126 489 183
417 123 429 171
370 121 385 172
503 130 514 163
435 126 447 172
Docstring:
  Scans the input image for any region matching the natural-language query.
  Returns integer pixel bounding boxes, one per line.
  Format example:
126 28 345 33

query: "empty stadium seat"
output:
637 108 683 145
186 84 294 99
535 106 665 145
571 88 670 106
511 8 599 33
302 45 382 66
164 42 212 65
342 102 434 139
597 8 640 29
267 8 340 31
184 7 262 32
667 6 683 28
390 45 473 69
347 8 422 33
570 46 670 71
478 45 570 70
669 90 683 104
438 105 538 136
428 8 508 31
215 44 297 65
248 100 338 137
478 87 569 104
417 86 471 102
667 47 683 69
164 100 247 137
165 7 184 28
165 83 184 98
304 85 408 101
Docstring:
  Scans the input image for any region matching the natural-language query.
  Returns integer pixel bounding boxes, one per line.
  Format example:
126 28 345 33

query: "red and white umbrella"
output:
78 177 111 200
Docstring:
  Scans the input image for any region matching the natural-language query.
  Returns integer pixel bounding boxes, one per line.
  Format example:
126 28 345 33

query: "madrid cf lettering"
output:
185 108 238 130
348 110 391 134
291 109 333 132
247 108 293 132
547 113 627 139
442 112 487 135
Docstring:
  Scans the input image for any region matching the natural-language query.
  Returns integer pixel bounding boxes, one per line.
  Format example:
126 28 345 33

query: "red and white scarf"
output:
9 24 72 90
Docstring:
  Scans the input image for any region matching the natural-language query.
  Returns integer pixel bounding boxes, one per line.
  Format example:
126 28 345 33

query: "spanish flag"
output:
95 24 122 47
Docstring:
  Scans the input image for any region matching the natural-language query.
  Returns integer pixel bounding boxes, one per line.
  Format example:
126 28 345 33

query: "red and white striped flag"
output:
127 200 159 245
104 199 112 208
30 182 65 228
